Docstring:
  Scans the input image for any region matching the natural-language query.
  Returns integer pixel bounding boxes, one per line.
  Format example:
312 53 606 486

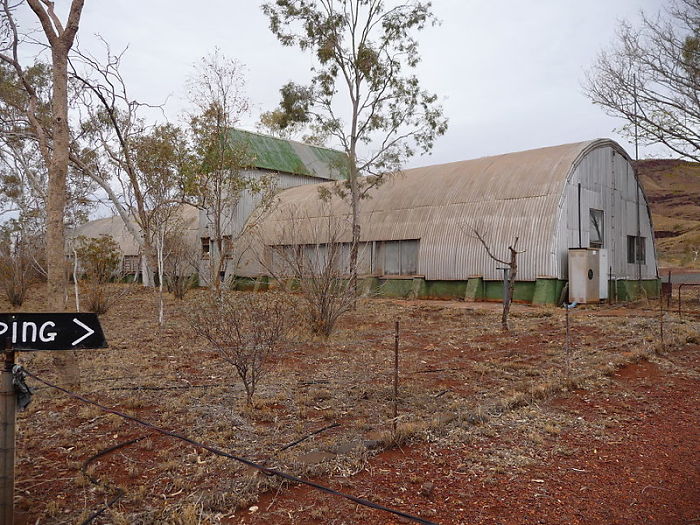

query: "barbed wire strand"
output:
22 368 438 525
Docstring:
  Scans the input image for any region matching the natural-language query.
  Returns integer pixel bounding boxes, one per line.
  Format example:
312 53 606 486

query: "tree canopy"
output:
263 0 447 179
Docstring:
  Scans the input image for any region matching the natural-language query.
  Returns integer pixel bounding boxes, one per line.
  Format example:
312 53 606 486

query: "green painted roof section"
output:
228 129 347 181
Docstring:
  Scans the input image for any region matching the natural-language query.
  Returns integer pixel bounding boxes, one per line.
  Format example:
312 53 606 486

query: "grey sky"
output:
16 0 669 166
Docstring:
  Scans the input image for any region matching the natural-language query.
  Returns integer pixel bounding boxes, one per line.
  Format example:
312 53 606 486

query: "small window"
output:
627 235 646 264
201 237 210 255
122 255 139 274
590 209 604 248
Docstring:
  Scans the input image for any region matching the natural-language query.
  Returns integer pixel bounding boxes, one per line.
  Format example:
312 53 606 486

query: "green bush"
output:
75 235 122 314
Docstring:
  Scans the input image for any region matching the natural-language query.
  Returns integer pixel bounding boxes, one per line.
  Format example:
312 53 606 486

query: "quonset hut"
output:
244 139 659 304
200 129 347 284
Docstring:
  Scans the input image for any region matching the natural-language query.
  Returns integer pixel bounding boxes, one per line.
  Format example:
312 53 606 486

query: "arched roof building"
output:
250 139 659 303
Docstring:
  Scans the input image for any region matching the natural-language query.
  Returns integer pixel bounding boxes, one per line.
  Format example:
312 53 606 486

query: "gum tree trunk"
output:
28 0 86 387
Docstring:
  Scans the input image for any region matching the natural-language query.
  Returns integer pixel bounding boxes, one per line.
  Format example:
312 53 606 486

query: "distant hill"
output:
634 159 700 268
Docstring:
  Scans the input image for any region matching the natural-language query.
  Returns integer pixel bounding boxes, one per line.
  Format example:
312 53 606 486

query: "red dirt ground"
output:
242 345 700 525
6 289 699 524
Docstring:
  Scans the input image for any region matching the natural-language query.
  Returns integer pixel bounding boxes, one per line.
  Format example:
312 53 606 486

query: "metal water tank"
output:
568 248 601 303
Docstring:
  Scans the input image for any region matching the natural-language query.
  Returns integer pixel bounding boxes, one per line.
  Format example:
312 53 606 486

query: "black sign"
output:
0 313 107 351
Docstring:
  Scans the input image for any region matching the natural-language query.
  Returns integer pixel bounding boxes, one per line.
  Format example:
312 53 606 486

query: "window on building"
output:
201 237 210 255
122 255 140 274
589 209 604 248
384 241 401 275
373 239 420 276
627 235 646 264
270 240 418 277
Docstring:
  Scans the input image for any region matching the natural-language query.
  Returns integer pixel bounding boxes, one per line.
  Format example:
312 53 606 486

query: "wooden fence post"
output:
393 320 399 433
0 340 15 524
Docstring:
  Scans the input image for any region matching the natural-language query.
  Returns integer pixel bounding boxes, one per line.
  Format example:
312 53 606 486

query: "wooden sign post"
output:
1 339 14 525
0 313 107 524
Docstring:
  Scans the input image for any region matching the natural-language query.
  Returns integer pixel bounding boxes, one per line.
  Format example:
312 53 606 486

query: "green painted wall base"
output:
612 279 660 301
230 275 269 291
418 279 468 299
375 278 415 298
360 276 658 304
359 277 380 296
533 278 567 305
359 277 468 299
244 274 659 304
464 277 485 301
478 280 537 303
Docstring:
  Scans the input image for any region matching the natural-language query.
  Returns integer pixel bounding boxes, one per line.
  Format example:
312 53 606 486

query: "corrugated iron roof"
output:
253 139 631 281
229 129 347 181
71 204 200 256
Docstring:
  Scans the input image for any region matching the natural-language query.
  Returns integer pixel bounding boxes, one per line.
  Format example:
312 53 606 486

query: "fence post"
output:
565 305 571 381
393 320 399 433
0 339 15 524
659 288 664 353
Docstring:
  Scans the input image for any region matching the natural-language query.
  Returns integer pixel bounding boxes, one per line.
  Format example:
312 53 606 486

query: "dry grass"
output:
6 283 698 523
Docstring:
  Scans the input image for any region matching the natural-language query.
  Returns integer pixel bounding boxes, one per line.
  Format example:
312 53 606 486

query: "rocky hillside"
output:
634 159 700 268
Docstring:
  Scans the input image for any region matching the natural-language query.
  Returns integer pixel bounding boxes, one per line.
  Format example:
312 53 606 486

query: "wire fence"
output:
14 299 692 522
22 368 438 525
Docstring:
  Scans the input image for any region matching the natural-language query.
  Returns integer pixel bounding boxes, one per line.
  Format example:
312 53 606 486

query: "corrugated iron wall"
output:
202 170 335 278
555 144 657 280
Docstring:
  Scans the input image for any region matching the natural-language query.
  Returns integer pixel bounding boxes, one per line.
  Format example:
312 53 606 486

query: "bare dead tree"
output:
584 0 700 161
260 207 358 337
473 230 524 331
190 292 297 407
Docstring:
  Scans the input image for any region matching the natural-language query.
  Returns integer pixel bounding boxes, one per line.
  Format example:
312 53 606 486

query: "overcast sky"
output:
15 0 669 167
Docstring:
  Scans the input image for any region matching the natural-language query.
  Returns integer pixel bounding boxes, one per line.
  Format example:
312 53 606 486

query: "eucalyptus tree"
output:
262 0 447 293
133 123 191 323
0 62 94 236
1 0 86 387
0 0 85 316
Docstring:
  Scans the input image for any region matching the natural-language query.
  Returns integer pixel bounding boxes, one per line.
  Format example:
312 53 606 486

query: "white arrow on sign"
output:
72 318 95 346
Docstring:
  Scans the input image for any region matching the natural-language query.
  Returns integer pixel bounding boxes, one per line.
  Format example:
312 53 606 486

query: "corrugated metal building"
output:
71 130 348 284
71 204 200 276
201 129 348 284
246 139 659 303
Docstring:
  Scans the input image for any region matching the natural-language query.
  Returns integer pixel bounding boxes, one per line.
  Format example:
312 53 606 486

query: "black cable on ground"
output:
23 369 438 525
277 422 340 454
80 435 151 525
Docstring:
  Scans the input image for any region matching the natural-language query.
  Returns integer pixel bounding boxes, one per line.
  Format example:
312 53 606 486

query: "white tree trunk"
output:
72 246 80 312
141 255 154 287
157 229 165 326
